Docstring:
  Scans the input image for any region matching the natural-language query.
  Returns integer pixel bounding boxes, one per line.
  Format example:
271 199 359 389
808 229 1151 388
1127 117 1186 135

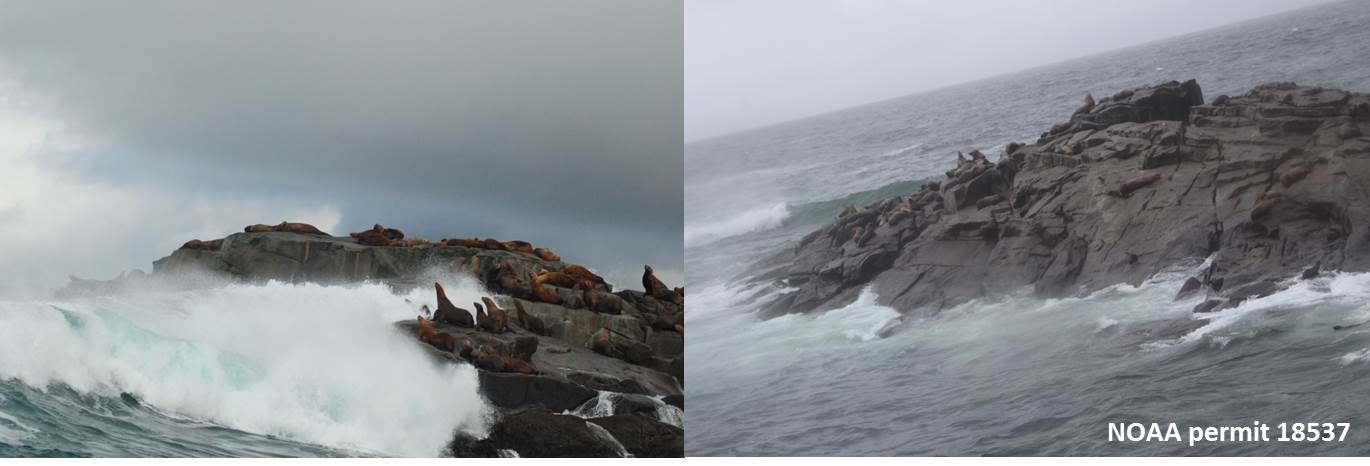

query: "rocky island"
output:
743 80 1370 332
60 222 684 457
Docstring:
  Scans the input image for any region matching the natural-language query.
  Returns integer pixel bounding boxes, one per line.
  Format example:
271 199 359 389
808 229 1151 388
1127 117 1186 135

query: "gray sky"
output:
0 0 682 295
686 0 1336 141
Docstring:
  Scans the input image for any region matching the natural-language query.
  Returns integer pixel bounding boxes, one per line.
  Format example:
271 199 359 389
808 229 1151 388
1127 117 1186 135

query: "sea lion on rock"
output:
179 239 213 251
674 287 684 298
1279 164 1311 187
433 282 474 327
494 261 530 296
403 238 429 247
529 271 564 305
503 241 534 254
274 221 328 236
533 247 561 262
350 224 404 246
416 316 455 352
1073 94 1095 116
512 299 547 335
564 264 608 289
478 297 509 333
244 224 274 233
440 238 485 248
642 265 683 305
534 270 580 289
1112 173 1162 198
651 313 676 332
482 239 507 250
975 192 1007 210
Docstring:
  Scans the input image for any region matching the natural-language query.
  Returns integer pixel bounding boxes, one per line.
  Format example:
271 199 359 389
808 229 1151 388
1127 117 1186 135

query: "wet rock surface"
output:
745 81 1370 324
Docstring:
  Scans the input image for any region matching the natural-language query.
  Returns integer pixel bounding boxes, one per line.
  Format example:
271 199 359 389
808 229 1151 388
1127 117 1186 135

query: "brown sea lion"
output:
534 270 580 289
642 265 683 305
581 283 600 311
350 224 398 246
1115 173 1162 197
512 299 547 335
440 238 485 248
1279 165 1311 187
494 261 529 296
590 328 613 356
674 287 684 298
416 316 455 352
274 221 328 236
533 247 561 262
244 224 274 233
1073 93 1095 116
403 238 429 247
528 271 563 305
674 323 684 334
503 240 534 254
482 238 507 250
433 282 474 327
179 239 212 251
479 297 509 333
975 192 1007 210
564 264 607 289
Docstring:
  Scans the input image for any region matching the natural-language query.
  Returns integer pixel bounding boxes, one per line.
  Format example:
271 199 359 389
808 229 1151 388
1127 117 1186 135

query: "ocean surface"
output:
685 1 1370 456
0 274 496 457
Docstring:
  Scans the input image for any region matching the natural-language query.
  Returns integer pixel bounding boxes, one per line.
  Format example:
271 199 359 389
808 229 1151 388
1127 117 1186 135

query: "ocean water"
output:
685 0 1370 456
0 274 496 457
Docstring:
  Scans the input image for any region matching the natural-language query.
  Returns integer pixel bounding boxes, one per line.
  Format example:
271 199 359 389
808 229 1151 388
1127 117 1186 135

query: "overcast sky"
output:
0 0 682 295
686 0 1337 141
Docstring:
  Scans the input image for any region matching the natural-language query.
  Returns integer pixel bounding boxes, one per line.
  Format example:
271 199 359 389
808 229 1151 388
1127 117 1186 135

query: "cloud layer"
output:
0 0 683 293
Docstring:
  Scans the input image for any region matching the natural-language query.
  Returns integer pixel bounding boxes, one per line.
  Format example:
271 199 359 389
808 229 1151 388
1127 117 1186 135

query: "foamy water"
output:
0 275 493 457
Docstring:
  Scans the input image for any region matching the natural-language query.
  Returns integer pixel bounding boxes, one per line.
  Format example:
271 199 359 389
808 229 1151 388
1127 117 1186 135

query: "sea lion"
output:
976 192 1007 210
563 264 607 289
482 238 507 250
534 270 580 289
416 316 455 352
591 328 614 356
433 282 474 327
1114 173 1162 197
533 247 561 262
581 283 599 311
179 239 213 251
479 297 509 333
462 341 535 374
674 323 684 334
503 240 534 254
350 224 399 246
528 271 564 305
440 238 485 248
494 261 529 296
274 221 328 236
512 299 547 335
1279 164 1311 187
244 224 274 233
403 238 429 247
642 264 683 305
674 287 684 298
1073 93 1095 116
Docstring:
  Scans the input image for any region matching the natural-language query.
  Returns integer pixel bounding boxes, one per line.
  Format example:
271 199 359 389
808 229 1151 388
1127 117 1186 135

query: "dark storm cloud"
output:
0 0 682 285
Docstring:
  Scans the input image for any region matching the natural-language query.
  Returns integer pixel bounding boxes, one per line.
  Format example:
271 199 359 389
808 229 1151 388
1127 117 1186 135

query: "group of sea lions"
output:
433 237 561 261
484 258 623 313
349 224 428 247
416 282 537 374
244 221 329 236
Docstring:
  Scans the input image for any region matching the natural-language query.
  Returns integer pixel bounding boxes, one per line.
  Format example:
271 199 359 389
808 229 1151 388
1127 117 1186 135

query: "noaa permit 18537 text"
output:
1108 422 1350 447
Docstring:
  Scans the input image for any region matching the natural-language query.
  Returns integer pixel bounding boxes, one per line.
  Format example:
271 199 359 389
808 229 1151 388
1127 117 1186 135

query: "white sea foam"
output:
683 203 790 247
0 277 492 456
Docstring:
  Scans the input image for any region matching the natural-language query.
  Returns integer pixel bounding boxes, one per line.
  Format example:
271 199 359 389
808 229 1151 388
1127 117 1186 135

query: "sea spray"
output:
0 276 492 457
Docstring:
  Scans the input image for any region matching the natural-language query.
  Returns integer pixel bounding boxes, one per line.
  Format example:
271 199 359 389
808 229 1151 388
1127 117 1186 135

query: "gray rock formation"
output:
745 81 1370 325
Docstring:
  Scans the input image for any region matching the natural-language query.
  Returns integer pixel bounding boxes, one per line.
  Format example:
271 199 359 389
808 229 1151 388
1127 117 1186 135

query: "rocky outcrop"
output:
59 224 684 458
746 80 1370 323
